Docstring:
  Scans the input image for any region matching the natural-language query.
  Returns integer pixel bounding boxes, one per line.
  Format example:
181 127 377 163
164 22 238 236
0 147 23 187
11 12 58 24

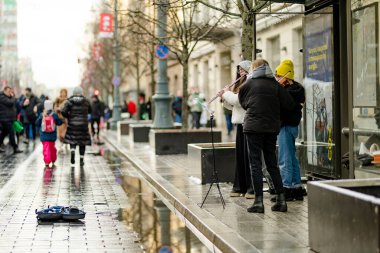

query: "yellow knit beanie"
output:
275 59 294 80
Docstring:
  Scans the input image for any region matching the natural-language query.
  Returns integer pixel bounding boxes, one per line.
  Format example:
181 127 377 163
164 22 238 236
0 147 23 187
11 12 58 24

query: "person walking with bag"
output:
0 86 23 154
36 100 63 168
187 86 205 129
218 60 255 199
275 60 306 201
61 87 92 167
239 59 295 213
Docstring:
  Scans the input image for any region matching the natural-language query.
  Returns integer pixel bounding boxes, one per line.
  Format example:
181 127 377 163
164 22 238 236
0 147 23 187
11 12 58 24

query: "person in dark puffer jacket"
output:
61 87 92 167
239 59 295 214
0 86 22 154
90 95 105 140
275 60 306 202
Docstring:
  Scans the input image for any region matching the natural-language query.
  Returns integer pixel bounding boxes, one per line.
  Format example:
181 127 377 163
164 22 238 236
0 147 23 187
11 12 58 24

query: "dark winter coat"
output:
239 77 295 134
61 95 92 146
22 95 40 124
91 100 105 120
0 92 17 122
36 111 63 142
281 82 305 127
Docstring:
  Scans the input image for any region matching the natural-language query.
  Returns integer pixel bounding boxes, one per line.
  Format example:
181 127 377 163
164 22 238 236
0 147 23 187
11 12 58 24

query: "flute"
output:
208 74 247 105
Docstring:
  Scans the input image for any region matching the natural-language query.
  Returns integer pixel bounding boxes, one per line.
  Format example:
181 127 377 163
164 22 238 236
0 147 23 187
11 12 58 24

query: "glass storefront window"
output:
303 7 336 178
351 0 380 175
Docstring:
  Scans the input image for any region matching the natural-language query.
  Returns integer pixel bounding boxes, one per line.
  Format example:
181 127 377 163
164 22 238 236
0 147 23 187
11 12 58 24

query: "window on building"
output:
268 36 281 68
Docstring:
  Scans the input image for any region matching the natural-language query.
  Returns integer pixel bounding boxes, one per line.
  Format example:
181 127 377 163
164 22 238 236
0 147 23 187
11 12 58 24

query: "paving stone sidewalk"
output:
104 130 310 253
0 143 142 253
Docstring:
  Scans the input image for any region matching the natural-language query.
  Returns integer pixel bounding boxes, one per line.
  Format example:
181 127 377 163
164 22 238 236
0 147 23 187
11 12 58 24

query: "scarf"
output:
247 64 274 79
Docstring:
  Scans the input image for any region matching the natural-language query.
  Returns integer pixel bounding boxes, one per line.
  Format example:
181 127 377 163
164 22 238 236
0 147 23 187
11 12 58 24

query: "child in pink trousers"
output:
36 100 63 167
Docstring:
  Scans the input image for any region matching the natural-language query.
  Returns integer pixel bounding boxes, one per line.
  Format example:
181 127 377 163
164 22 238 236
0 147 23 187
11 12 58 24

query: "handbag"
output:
12 120 24 133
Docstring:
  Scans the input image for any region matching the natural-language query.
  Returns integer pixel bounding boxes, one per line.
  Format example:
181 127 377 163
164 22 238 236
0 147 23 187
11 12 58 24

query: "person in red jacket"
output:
127 100 137 118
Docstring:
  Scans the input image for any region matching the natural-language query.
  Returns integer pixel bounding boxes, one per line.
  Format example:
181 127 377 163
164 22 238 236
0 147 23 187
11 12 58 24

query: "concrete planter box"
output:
308 179 380 253
117 120 136 136
149 129 222 155
188 143 235 184
117 120 152 136
130 124 151 142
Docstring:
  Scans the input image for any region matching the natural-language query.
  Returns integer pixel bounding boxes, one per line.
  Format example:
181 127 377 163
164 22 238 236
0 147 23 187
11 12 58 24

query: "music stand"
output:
200 103 226 209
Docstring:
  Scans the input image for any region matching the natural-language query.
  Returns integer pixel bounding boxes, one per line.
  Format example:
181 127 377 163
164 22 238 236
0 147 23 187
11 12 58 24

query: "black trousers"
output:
245 132 284 197
91 118 101 136
191 112 201 129
0 121 17 149
70 144 86 156
232 124 254 194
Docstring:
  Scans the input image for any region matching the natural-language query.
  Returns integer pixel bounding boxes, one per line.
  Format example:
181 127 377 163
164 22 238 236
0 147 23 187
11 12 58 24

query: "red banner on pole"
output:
99 13 113 38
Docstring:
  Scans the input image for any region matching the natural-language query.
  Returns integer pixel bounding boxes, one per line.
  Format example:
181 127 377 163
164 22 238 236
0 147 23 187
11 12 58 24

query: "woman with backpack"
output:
36 100 63 168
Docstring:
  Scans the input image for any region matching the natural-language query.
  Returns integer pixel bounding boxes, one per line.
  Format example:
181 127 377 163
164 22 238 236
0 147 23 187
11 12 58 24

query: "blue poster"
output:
304 12 335 172
304 14 333 82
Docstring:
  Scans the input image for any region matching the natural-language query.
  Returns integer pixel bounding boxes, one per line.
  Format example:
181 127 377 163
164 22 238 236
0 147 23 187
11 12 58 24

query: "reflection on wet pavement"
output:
104 149 211 253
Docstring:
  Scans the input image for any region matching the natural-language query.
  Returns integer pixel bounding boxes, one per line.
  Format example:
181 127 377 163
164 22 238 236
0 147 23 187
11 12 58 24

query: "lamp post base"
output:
152 94 174 129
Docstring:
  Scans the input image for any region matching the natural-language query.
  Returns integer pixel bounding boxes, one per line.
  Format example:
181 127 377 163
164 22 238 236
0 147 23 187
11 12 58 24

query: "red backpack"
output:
42 115 56 133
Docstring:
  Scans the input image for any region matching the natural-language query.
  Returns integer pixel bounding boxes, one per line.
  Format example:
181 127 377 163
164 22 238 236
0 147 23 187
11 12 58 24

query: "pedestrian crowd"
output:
0 86 106 169
218 58 305 213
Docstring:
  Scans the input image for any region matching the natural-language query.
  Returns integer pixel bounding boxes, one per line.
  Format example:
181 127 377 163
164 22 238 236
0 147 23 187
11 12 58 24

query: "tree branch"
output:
190 0 241 17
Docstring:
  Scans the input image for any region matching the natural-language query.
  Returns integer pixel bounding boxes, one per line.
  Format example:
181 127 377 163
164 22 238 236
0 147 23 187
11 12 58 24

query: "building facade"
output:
0 0 19 92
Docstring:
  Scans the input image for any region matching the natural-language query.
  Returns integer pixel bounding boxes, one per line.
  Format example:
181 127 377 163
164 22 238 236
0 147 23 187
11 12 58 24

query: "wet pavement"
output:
104 130 311 253
105 150 211 252
0 142 143 253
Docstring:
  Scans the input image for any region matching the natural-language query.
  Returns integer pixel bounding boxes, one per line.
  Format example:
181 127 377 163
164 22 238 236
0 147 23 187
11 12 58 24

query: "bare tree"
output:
119 0 157 119
127 0 227 129
194 0 270 60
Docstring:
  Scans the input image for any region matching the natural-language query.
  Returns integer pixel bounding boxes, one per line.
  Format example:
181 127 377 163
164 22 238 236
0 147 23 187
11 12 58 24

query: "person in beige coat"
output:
54 88 68 152
219 60 255 199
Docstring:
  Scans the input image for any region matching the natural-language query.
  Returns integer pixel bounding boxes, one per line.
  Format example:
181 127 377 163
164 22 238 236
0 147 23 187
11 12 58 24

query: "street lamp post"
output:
152 0 173 129
111 0 121 130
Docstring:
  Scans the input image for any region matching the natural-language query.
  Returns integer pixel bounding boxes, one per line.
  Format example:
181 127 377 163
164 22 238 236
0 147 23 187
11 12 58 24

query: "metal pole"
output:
152 0 174 129
111 0 121 130
253 13 257 60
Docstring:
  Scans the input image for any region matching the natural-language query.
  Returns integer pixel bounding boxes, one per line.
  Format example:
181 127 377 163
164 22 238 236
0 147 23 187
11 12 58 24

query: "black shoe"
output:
71 152 75 165
247 196 264 213
13 148 23 154
271 188 293 202
284 187 294 201
80 158 84 167
293 187 304 201
271 193 288 212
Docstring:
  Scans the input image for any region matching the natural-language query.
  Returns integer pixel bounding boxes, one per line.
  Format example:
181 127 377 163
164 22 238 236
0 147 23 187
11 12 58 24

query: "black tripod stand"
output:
200 112 226 209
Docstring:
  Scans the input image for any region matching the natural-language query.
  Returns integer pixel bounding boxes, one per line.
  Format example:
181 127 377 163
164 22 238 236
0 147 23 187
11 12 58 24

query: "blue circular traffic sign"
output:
159 245 172 253
155 45 169 59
